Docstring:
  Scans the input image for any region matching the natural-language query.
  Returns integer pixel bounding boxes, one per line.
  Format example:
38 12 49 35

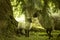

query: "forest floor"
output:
15 30 60 40
0 30 60 40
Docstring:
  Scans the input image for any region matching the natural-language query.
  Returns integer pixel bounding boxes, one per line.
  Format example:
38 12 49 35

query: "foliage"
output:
11 0 60 18
11 0 22 18
10 0 60 30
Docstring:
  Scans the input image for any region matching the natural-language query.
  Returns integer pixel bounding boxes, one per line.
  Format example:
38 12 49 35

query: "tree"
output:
0 0 18 39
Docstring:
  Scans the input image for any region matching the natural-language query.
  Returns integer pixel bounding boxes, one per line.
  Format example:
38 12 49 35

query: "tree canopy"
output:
11 0 60 18
11 0 60 29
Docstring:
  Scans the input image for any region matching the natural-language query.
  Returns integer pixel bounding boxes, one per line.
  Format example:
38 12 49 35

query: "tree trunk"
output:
0 0 18 39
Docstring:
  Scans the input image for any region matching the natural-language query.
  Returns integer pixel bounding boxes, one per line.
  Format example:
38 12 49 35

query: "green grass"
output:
14 30 60 40
0 30 60 40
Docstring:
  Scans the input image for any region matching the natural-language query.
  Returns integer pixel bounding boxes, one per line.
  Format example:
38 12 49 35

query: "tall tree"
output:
0 0 18 39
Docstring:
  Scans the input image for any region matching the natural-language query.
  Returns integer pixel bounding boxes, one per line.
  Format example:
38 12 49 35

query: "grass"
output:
14 30 60 40
0 30 60 40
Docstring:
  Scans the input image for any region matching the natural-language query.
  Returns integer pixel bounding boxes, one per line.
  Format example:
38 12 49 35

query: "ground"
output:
1 30 60 40
14 30 60 40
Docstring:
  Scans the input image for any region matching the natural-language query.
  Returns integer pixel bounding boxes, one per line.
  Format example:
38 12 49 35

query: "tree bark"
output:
0 0 18 39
